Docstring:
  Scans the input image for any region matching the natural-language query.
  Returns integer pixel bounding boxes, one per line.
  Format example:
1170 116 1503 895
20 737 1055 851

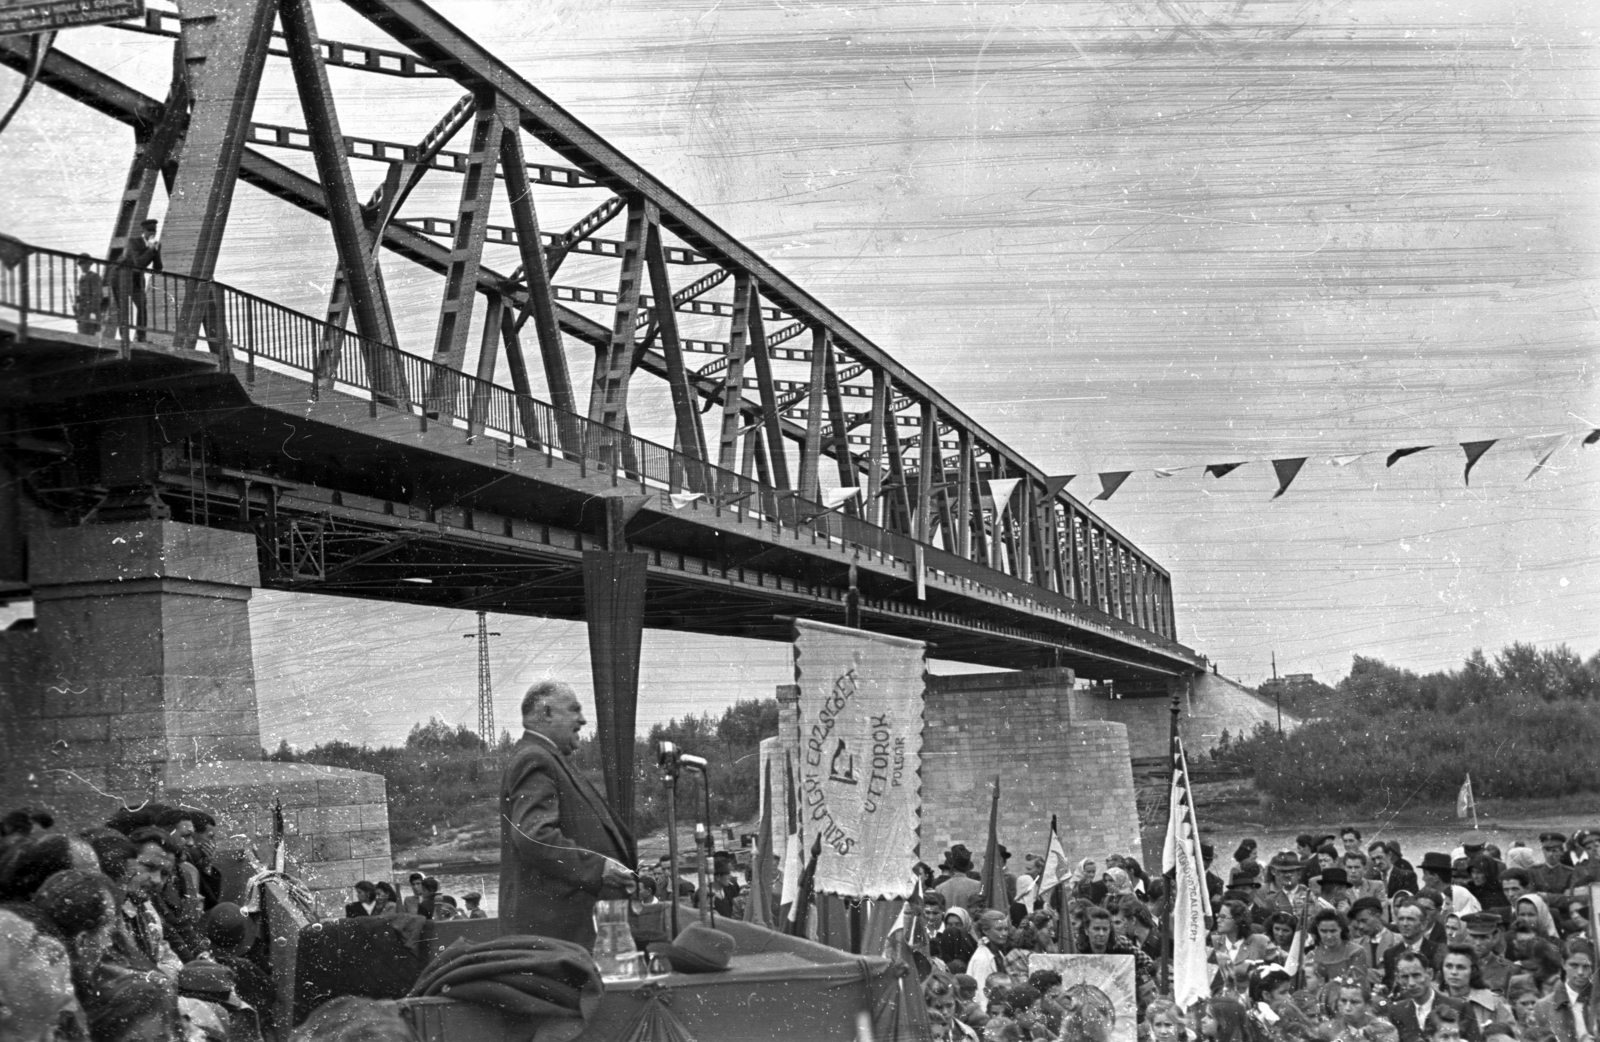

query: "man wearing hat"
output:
499 680 636 948
1266 852 1325 917
1421 852 1482 915
937 845 981 913
1462 912 1514 995
110 218 162 340
1318 866 1354 915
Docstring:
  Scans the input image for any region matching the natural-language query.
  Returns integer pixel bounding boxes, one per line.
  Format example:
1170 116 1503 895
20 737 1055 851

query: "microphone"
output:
679 754 708 772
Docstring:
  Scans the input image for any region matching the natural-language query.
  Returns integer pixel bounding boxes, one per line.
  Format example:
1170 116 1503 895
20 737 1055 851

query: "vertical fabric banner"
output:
792 618 925 898
1162 736 1211 1008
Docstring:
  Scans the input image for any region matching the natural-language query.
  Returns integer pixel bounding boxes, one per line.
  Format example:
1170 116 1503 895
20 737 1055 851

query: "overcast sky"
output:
1 0 1595 749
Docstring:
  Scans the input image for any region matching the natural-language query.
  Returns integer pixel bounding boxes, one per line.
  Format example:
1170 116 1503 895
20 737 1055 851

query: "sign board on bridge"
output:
1 0 142 37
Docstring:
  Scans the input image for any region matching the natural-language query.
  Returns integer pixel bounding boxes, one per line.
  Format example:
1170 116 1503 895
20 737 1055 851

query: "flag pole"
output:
1471 773 1479 830
1162 688 1179 995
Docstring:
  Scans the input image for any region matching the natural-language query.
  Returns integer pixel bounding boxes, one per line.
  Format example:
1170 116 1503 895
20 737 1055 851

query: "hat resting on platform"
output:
646 922 735 973
1317 868 1350 887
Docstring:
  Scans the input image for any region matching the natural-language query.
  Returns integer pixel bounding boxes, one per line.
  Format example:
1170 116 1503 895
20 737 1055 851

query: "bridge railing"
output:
0 237 1183 652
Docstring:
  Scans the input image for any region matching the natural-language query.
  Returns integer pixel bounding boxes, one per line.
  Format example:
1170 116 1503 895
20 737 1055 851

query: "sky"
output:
1 0 1596 749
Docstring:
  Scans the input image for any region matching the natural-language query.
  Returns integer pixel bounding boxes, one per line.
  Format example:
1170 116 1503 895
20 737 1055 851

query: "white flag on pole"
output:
1163 736 1212 1008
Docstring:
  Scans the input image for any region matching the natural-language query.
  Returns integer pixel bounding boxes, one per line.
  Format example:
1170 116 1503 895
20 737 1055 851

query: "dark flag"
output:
1461 440 1496 486
981 775 1007 912
1386 446 1430 467
1270 458 1306 499
788 833 824 937
1093 471 1131 503
1204 462 1244 479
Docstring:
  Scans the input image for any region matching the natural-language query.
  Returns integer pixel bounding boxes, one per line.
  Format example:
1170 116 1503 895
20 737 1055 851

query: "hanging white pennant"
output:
822 486 864 509
986 478 1021 521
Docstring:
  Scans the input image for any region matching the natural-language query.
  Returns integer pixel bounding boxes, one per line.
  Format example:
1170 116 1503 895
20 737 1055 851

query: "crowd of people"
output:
342 875 485 922
0 802 275 1042
909 829 1600 1042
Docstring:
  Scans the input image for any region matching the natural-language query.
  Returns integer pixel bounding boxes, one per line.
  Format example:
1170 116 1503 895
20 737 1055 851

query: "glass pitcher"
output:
592 899 642 980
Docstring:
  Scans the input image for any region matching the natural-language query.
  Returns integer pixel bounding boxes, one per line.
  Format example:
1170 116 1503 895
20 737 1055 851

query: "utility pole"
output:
1272 651 1282 735
463 611 501 744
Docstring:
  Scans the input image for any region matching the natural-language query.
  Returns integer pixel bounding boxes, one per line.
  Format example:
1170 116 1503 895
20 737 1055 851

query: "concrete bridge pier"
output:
0 519 392 913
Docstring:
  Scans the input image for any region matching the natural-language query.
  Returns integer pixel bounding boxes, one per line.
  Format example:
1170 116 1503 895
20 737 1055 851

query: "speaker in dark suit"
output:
499 681 637 948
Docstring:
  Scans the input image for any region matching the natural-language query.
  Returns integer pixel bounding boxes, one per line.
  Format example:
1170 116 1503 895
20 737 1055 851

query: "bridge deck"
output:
1 310 1199 680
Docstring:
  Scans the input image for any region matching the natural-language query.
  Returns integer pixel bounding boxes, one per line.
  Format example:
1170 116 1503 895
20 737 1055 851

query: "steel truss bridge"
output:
0 0 1203 817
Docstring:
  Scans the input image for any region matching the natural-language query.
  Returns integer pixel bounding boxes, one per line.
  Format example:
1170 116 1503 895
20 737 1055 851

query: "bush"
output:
1212 643 1600 810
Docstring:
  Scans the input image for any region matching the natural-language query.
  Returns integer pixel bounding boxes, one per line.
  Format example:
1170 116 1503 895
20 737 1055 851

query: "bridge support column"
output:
583 499 649 833
0 520 392 914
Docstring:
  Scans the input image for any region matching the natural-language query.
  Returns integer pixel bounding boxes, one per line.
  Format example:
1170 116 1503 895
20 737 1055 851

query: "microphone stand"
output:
681 754 712 926
656 742 683 940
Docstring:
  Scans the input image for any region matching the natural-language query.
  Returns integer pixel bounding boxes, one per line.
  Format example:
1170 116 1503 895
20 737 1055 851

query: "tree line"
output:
1210 642 1600 810
267 698 779 850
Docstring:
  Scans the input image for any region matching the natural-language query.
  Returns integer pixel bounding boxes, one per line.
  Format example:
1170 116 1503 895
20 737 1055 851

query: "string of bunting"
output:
1030 426 1599 505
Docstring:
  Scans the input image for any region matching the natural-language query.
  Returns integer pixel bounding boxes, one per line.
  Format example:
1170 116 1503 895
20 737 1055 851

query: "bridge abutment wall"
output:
920 669 1142 869
0 519 391 914
771 666 1142 878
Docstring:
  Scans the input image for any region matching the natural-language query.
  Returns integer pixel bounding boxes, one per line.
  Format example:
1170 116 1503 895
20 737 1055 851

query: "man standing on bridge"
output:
499 680 636 947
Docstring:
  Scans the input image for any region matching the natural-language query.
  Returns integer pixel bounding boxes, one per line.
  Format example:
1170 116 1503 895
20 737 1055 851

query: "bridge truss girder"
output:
0 1 1178 642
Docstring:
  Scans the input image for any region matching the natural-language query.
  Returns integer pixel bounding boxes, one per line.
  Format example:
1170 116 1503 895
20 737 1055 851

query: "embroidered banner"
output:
1027 954 1137 1042
792 619 924 899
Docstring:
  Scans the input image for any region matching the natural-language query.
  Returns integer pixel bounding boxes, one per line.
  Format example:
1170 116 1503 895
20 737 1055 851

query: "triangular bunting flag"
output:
1386 446 1431 468
1204 463 1244 479
1270 457 1307 499
1154 468 1177 478
668 492 705 510
1526 434 1570 481
986 478 1021 520
1041 475 1074 499
1093 471 1131 502
1461 440 1495 486
1328 454 1364 467
1584 429 1599 447
822 486 863 509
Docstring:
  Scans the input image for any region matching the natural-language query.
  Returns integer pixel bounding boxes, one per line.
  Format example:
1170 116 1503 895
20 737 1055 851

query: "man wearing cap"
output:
462 892 487 919
1421 853 1483 916
1462 912 1514 995
110 218 162 340
1530 833 1576 899
499 680 636 947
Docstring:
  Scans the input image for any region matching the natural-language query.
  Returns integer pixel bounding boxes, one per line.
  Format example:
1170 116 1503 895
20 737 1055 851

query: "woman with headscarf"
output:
1102 868 1133 905
1504 846 1542 875
1468 857 1510 912
932 905 980 968
1072 859 1107 906
1515 895 1561 942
